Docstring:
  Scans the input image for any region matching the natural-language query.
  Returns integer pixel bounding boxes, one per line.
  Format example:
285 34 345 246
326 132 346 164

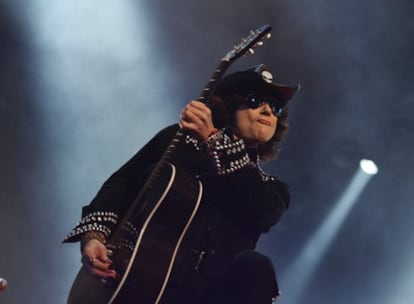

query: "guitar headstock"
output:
222 24 272 62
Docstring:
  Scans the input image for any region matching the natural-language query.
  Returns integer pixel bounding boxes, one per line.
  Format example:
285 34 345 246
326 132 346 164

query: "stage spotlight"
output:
360 159 378 175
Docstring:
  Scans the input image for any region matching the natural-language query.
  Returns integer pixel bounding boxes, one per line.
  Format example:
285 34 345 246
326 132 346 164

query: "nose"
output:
260 102 272 116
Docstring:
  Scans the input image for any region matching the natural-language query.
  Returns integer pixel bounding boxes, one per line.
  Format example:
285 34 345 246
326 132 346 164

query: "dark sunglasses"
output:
244 93 284 117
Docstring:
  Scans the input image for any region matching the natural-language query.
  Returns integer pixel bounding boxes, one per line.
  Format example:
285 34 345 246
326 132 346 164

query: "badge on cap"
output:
261 70 273 84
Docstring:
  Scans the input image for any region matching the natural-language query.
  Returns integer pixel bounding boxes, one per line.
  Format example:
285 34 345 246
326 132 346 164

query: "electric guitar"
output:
67 24 272 304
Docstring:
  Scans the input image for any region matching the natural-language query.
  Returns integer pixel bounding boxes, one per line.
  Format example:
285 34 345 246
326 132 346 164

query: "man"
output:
64 64 299 303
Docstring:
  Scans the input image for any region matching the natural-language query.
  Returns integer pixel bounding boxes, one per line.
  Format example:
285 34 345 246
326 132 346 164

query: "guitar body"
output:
68 163 203 304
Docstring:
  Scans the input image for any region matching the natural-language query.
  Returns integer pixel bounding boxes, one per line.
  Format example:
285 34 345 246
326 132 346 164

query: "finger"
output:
89 267 117 279
180 116 205 133
82 255 112 271
88 256 112 269
96 250 112 264
82 257 116 279
182 110 204 126
184 107 213 130
93 258 113 271
189 100 209 110
180 120 212 141
180 120 199 132
183 101 210 118
81 255 94 266
187 103 212 121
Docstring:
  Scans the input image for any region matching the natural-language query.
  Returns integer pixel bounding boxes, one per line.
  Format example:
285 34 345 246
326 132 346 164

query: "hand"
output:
81 239 117 280
180 100 216 141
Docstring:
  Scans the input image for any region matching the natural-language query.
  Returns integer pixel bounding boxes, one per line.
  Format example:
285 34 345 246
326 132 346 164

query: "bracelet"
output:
207 128 218 138
80 231 106 251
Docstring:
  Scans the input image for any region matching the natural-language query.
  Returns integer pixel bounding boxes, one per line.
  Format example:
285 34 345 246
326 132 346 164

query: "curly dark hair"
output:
207 95 289 161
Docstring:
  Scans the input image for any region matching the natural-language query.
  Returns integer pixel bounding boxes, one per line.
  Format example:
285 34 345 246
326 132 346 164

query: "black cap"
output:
213 64 300 106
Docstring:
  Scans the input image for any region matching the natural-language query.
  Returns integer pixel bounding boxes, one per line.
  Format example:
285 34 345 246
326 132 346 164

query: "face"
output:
233 102 278 147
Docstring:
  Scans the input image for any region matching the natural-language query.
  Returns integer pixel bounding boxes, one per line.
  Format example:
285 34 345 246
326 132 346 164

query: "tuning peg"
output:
265 33 272 39
256 41 264 46
248 48 255 55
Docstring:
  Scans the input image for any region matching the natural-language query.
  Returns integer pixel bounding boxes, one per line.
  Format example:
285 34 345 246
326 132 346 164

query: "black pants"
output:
163 250 279 304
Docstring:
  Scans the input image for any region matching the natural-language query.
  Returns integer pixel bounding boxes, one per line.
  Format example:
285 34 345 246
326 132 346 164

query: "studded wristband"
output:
80 231 106 252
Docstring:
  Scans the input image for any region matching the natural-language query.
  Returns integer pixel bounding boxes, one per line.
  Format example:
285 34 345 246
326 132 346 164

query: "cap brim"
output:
271 83 301 105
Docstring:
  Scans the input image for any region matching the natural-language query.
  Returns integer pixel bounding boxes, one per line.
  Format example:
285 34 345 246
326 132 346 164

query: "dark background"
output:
1 0 413 303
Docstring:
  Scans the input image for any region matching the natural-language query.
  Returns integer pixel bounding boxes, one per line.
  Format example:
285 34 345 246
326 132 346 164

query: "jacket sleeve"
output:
184 128 290 233
63 124 179 243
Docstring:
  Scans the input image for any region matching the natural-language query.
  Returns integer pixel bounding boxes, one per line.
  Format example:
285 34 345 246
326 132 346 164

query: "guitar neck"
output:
198 59 231 103
159 59 231 165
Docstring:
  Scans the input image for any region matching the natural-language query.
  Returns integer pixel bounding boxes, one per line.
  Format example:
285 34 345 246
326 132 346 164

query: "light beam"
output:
282 159 378 303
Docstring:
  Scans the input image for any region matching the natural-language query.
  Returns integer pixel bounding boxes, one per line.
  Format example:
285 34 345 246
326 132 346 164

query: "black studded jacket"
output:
64 123 290 283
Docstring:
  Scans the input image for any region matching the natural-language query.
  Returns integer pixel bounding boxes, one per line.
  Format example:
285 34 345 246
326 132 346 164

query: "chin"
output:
257 133 273 144
254 137 270 145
